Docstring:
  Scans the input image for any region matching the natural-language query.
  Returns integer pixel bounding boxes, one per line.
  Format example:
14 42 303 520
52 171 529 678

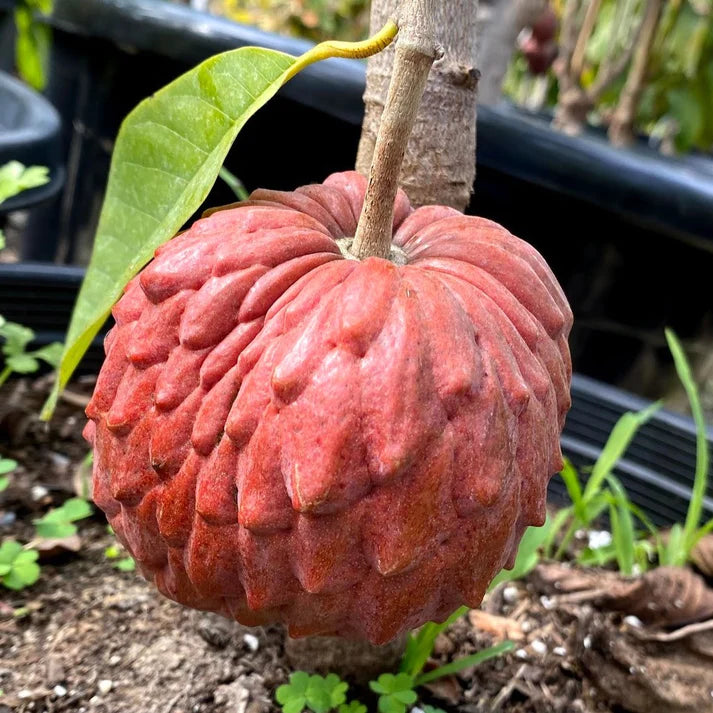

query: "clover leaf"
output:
33 497 92 539
369 673 417 713
0 458 16 492
276 672 349 713
338 702 367 713
0 540 40 590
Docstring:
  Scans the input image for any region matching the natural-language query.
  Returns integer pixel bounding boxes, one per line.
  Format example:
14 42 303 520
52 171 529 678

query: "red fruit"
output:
523 37 558 75
85 171 572 644
531 7 558 43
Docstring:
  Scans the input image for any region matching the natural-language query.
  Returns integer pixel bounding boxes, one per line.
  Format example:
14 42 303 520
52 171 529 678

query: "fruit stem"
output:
351 0 439 260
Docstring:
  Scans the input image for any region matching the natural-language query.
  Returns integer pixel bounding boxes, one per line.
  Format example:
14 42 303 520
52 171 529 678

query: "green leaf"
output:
219 166 249 201
6 353 39 374
584 401 662 502
104 545 120 559
370 672 416 713
31 342 64 368
14 5 52 91
489 515 553 590
400 607 466 678
0 541 40 590
0 459 17 475
0 540 22 565
42 20 398 420
606 475 636 575
34 521 76 539
0 321 35 356
277 672 310 713
0 161 50 205
414 641 515 686
338 702 366 713
559 459 585 516
115 557 136 572
665 329 711 556
58 497 92 521
0 476 8 492
33 497 92 539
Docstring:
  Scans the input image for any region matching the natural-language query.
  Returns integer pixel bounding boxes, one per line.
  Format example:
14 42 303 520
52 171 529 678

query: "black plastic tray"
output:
1 262 710 528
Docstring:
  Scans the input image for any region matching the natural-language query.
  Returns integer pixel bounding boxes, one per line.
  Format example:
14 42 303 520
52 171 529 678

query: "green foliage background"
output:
506 0 713 153
212 0 370 42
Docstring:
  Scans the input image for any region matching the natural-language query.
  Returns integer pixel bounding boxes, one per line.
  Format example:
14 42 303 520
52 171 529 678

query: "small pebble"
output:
53 685 68 697
515 648 528 660
243 633 259 652
108 655 122 666
553 646 567 657
521 620 533 633
97 679 113 695
623 615 643 628
530 639 547 655
411 708 425 713
540 595 554 610
587 530 612 549
18 690 32 699
30 485 49 502
502 586 519 603
583 635 592 649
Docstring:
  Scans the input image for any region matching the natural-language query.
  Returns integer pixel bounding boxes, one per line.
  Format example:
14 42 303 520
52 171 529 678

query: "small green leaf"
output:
338 702 366 713
0 458 17 475
414 641 515 686
104 545 120 559
33 497 92 539
0 541 40 590
277 671 311 713
0 321 35 356
370 673 416 713
0 477 7 492
31 342 64 368
584 401 661 501
0 161 50 205
0 540 23 564
115 557 136 572
6 353 39 374
34 521 76 539
58 497 93 521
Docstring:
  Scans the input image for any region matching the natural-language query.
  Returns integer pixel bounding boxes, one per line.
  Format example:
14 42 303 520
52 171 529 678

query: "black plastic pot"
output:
1 261 711 528
0 0 708 391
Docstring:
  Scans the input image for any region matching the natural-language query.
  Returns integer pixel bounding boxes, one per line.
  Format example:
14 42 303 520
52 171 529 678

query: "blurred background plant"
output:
504 0 713 153
207 0 369 42
172 0 712 154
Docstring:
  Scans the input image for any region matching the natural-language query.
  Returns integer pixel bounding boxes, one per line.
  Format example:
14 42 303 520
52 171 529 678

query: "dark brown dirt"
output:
1 377 712 713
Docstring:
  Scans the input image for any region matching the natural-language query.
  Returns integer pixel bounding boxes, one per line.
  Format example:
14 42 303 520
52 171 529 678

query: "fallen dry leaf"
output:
691 534 713 578
532 563 713 627
35 534 82 561
469 609 525 641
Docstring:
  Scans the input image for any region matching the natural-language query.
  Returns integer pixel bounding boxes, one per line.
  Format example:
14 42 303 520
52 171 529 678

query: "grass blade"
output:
414 641 515 686
665 329 710 553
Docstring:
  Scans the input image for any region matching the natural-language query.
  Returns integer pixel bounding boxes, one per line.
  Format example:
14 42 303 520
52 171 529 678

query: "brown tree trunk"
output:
356 0 480 211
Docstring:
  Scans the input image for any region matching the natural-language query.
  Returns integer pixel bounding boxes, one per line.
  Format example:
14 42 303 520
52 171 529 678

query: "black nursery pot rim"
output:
0 71 64 211
40 0 713 249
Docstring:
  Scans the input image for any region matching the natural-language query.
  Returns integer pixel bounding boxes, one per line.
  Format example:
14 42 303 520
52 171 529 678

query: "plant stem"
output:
0 366 11 388
351 0 439 260
607 0 664 146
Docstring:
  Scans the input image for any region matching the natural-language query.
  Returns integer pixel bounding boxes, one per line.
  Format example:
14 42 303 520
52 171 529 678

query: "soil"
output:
1 377 712 713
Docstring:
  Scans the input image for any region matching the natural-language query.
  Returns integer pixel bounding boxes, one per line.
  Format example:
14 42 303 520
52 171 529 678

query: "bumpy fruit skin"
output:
85 171 572 644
